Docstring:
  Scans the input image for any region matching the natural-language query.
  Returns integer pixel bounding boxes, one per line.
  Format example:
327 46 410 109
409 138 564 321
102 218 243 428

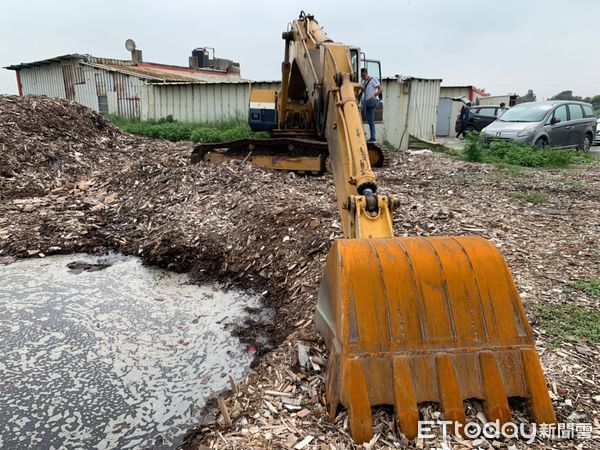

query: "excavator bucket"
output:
315 236 556 443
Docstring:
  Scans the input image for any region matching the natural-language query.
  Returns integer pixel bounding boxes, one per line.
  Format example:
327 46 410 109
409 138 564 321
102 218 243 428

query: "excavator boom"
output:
279 12 556 443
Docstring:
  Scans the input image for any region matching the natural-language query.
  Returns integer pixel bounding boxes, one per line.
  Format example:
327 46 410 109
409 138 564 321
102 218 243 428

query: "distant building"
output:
5 47 442 150
5 46 242 118
436 85 485 137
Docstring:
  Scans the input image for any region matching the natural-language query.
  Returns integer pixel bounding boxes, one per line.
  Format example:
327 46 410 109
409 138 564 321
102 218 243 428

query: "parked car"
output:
455 104 502 133
595 118 600 145
482 101 597 151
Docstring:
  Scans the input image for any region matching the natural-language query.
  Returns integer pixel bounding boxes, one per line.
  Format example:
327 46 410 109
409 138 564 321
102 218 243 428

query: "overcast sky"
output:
1 0 599 100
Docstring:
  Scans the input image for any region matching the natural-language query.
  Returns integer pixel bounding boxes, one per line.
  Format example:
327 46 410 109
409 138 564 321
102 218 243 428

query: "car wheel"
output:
534 137 547 148
579 134 592 152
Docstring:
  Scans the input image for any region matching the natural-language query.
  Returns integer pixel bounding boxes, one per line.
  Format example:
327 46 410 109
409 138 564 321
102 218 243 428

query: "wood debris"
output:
1 95 599 449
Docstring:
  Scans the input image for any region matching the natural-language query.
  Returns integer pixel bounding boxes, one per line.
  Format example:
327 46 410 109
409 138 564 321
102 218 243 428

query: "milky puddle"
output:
0 254 270 449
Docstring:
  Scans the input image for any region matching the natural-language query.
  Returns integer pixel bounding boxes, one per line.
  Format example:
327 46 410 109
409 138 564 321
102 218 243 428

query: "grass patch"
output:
487 164 524 182
511 191 549 205
453 173 478 185
554 177 586 190
539 304 600 345
571 278 600 297
461 132 596 168
109 115 268 143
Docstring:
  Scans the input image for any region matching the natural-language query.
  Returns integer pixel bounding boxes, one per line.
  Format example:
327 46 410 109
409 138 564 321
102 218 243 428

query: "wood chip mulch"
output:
1 95 599 449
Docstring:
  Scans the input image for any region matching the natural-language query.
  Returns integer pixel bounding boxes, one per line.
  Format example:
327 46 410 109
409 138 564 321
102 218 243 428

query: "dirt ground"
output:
1 95 599 449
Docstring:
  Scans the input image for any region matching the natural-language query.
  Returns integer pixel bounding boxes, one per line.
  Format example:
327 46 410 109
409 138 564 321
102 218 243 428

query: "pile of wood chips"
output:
1 95 599 449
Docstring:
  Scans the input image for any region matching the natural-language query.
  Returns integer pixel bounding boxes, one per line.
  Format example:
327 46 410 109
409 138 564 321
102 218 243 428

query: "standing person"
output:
497 102 509 118
456 102 471 138
360 68 383 143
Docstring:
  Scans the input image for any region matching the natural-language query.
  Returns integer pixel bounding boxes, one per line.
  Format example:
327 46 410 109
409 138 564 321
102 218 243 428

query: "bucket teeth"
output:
343 358 372 443
315 236 556 443
392 356 419 439
436 354 467 426
521 348 557 424
479 351 512 424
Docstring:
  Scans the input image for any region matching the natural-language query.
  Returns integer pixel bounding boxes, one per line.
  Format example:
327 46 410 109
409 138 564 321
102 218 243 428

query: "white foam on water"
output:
0 255 265 449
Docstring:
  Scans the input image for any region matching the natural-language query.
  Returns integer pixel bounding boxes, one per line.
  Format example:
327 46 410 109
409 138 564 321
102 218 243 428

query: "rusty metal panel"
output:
62 66 75 101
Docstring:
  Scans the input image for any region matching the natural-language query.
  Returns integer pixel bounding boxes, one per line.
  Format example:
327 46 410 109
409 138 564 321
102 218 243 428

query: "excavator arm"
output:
281 13 396 238
279 13 557 443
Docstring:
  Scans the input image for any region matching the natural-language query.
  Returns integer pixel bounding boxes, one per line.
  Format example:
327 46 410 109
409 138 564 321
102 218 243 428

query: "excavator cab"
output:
357 53 384 123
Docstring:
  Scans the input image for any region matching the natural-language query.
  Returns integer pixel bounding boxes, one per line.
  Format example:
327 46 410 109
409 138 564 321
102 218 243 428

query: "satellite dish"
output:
125 39 137 51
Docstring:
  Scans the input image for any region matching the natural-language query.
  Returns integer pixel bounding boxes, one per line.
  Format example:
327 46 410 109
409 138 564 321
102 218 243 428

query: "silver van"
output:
481 101 597 151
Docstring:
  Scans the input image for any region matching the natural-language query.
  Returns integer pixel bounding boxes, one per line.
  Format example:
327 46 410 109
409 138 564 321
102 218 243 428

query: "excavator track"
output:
191 137 385 173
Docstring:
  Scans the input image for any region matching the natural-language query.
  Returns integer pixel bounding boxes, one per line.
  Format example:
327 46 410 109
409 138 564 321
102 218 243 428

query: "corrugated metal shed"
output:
380 77 441 150
6 53 443 146
5 54 244 118
140 80 283 122
406 78 441 142
141 82 248 122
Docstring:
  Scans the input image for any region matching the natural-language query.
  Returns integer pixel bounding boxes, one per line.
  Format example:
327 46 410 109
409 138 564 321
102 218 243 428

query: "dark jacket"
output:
459 106 470 122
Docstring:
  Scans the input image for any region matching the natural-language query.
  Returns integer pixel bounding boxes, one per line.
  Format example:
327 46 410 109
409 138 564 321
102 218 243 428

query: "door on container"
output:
436 98 452 136
361 58 384 123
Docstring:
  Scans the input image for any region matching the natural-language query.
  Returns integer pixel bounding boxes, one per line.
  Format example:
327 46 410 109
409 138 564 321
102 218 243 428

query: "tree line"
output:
516 89 600 115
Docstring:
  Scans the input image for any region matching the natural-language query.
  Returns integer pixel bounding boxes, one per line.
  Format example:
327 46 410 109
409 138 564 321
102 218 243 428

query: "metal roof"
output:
5 54 246 83
5 54 86 70
440 85 474 89
81 61 208 83
383 76 442 82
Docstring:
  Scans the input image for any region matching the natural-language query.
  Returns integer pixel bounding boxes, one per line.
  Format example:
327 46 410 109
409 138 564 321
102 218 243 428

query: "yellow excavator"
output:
197 12 557 443
191 13 385 173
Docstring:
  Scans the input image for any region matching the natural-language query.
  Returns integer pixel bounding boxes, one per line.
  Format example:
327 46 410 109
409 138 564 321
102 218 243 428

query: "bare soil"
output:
1 95 599 449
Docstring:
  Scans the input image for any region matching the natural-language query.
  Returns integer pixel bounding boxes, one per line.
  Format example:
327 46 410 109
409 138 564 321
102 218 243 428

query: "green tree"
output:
582 95 600 111
516 89 536 104
550 90 582 101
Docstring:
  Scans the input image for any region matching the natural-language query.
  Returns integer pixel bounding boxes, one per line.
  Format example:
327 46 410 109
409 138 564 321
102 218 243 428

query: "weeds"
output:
461 132 596 168
571 278 600 298
486 164 524 182
554 177 586 190
511 191 549 205
109 116 268 142
538 304 600 345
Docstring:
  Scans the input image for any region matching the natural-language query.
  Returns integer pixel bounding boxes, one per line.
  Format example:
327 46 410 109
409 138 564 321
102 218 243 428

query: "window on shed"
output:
568 104 583 120
98 95 109 114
